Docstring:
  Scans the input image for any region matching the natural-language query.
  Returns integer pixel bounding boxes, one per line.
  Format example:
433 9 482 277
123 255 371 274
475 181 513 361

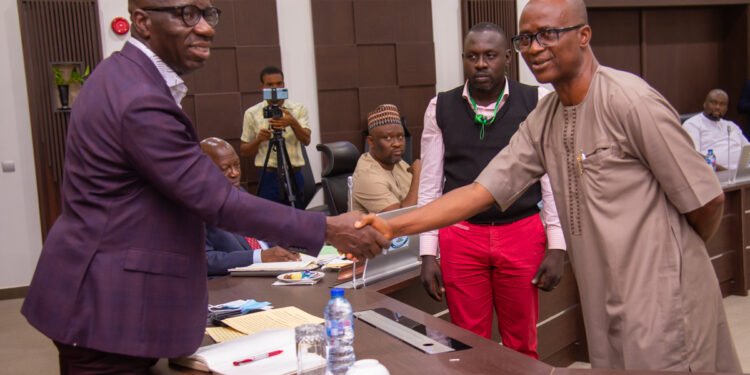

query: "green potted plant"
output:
53 66 89 109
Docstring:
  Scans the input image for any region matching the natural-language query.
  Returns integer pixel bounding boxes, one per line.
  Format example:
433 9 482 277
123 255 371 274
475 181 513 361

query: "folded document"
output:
171 328 325 374
229 253 319 276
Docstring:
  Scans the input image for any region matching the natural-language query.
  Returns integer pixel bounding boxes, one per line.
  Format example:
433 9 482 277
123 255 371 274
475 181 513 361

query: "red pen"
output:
232 349 283 366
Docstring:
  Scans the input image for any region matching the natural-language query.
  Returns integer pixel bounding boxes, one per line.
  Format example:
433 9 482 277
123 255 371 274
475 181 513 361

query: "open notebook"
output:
170 328 325 374
229 253 319 276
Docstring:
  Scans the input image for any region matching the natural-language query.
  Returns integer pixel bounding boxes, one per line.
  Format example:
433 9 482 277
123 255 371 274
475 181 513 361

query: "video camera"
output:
262 88 289 120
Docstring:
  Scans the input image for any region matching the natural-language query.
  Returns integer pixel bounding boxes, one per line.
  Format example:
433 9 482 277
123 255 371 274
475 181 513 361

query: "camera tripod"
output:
257 129 300 208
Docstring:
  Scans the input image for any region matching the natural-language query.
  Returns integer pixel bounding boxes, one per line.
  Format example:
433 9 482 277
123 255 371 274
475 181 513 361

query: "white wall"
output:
0 1 43 289
98 0 129 58
276 0 322 184
432 0 464 92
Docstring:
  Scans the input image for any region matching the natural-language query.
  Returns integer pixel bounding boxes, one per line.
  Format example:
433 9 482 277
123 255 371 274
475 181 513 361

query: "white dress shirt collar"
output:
128 38 188 107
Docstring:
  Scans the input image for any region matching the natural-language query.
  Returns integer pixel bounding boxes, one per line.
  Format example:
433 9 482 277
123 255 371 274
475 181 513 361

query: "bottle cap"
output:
331 288 345 298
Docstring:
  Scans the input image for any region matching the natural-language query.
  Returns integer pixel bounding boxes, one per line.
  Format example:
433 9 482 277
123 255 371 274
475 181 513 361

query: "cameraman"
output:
240 66 311 205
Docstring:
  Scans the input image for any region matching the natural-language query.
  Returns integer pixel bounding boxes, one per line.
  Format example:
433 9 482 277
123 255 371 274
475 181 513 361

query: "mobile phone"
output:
262 87 288 101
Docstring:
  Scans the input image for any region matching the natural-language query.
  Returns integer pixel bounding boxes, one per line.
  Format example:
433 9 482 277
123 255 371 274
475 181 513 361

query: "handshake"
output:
324 212 395 261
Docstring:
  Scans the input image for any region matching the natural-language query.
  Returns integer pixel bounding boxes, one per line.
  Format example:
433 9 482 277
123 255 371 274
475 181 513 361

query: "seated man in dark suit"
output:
201 137 300 276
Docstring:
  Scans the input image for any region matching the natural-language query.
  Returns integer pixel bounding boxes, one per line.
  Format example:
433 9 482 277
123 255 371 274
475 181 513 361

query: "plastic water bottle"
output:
325 288 355 374
706 149 717 171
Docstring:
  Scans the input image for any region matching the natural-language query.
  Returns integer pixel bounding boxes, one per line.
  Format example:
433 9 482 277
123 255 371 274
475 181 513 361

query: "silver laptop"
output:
335 206 421 289
734 145 750 181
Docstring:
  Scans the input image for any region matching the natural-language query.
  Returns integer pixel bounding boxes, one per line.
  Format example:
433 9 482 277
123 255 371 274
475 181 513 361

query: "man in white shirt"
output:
683 89 749 169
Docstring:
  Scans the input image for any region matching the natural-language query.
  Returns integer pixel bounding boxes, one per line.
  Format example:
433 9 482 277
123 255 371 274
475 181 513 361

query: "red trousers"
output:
438 214 546 359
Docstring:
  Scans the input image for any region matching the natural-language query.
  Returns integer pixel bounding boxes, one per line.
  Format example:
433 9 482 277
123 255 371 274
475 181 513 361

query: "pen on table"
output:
233 349 283 366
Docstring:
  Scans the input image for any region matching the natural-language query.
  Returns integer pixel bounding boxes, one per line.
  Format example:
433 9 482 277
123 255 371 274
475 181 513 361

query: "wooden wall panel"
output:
318 90 360 132
312 0 435 155
194 93 243 140
589 4 748 122
353 0 400 44
18 0 102 237
315 45 360 90
193 48 239 94
588 9 641 76
233 0 279 46
396 43 437 86
311 0 355 45
397 0 434 42
643 7 724 115
357 45 398 86
399 86 436 128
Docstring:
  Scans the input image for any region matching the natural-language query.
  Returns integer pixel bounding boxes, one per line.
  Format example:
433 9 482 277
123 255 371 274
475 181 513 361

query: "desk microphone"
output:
727 125 732 169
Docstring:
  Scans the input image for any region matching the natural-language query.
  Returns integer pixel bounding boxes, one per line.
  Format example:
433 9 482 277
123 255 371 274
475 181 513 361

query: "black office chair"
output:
299 146 319 209
680 111 700 124
316 141 360 215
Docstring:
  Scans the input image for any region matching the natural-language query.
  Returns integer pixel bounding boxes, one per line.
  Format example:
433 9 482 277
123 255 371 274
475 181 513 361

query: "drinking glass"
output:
295 323 327 375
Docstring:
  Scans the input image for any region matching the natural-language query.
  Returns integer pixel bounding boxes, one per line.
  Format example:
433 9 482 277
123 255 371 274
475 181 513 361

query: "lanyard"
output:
468 86 505 140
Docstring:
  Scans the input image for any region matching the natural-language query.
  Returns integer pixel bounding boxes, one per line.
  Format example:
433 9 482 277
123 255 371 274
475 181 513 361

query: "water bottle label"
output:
326 319 351 337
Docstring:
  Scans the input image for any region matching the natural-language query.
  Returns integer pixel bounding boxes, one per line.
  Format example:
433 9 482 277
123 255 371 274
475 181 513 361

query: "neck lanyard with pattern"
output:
468 87 505 140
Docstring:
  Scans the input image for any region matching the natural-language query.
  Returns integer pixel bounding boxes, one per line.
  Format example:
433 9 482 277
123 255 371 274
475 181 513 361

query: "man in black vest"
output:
417 22 566 358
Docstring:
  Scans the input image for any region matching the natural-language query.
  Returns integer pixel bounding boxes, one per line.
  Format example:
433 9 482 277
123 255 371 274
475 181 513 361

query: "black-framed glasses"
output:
141 5 221 27
511 24 584 52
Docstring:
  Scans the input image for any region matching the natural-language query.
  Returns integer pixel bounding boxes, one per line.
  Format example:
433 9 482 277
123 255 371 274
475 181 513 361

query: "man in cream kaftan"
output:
476 66 741 372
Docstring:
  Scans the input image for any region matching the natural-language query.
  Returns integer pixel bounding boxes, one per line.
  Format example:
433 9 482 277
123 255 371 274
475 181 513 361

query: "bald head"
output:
523 0 588 25
517 0 594 92
200 137 233 157
703 89 729 121
200 137 241 187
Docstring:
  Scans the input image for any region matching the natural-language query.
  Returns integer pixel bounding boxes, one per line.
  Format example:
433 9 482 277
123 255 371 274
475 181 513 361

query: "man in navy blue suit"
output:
201 137 300 276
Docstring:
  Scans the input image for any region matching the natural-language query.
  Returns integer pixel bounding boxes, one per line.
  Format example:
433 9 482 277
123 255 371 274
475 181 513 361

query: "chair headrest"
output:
679 111 701 124
316 141 360 177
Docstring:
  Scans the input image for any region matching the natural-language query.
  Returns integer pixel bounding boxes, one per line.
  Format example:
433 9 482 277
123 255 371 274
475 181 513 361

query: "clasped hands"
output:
324 212 393 261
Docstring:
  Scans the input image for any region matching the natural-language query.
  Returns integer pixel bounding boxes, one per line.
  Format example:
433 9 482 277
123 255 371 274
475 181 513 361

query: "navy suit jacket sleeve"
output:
205 225 256 276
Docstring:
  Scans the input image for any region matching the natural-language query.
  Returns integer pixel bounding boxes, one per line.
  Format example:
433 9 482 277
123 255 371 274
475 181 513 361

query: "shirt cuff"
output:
545 228 567 251
253 249 262 264
419 231 439 257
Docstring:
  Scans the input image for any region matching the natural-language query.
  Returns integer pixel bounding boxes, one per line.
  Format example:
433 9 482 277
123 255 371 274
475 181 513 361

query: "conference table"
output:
152 174 750 374
152 270 704 375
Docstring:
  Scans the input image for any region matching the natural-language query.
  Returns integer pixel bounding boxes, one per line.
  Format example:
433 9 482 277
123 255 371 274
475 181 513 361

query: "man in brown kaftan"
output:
357 0 742 372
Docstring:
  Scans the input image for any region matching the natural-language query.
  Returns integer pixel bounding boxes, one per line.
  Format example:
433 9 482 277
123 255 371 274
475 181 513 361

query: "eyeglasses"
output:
141 5 222 27
511 24 584 52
